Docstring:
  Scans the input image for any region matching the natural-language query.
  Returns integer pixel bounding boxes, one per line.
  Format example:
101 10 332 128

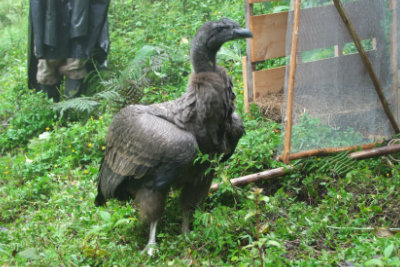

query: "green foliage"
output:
343 38 375 55
253 0 290 15
225 112 282 177
52 97 101 120
103 45 171 106
289 113 366 153
52 45 172 118
302 46 336 63
24 115 109 177
300 152 358 177
0 0 27 72
0 88 57 154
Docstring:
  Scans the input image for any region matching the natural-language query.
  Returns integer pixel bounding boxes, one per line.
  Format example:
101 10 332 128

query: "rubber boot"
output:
36 83 60 102
65 78 83 98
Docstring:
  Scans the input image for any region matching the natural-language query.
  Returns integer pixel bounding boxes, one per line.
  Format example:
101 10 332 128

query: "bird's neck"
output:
191 46 218 73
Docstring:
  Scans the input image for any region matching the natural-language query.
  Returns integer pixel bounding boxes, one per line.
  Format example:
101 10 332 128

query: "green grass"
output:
1 0 400 266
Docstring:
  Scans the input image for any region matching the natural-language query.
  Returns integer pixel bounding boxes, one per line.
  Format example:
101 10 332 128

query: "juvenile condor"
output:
95 18 252 255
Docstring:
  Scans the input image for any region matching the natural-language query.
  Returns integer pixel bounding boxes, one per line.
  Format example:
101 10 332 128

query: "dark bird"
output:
95 18 252 255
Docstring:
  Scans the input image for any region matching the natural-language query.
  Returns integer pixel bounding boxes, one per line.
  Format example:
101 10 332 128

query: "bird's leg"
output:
180 173 213 234
142 220 158 256
181 210 190 235
136 188 167 256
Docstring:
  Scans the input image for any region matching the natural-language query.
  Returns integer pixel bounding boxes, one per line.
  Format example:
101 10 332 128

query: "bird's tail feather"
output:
95 158 129 206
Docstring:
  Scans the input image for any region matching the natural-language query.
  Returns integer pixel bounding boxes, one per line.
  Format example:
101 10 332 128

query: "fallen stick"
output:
212 143 400 192
277 142 380 161
349 143 400 159
327 226 400 232
210 166 294 192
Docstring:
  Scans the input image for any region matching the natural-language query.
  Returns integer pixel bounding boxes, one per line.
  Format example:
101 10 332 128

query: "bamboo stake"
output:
244 0 254 112
332 0 400 134
277 142 381 161
243 56 250 113
349 143 400 159
391 0 399 123
282 0 302 164
209 166 293 192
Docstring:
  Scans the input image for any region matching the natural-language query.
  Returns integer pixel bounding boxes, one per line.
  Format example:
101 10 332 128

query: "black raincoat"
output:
28 0 110 89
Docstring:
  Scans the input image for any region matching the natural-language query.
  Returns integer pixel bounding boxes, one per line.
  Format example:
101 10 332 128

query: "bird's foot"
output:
142 242 158 256
182 214 191 235
182 223 190 235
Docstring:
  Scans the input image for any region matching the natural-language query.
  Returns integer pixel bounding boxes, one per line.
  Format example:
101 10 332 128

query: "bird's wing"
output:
97 105 198 200
221 112 245 162
104 106 197 178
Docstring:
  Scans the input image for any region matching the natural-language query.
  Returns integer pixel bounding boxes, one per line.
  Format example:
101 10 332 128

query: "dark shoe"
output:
36 83 60 102
65 78 83 98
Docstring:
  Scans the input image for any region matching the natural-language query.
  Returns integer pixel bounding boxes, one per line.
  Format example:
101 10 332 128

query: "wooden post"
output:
244 0 254 113
282 0 302 164
242 56 250 112
333 0 400 134
391 0 399 124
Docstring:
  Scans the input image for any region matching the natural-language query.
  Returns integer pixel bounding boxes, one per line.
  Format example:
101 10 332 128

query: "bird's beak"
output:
232 28 253 39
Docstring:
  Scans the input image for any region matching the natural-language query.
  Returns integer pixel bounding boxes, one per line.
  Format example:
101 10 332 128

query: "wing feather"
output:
103 105 197 179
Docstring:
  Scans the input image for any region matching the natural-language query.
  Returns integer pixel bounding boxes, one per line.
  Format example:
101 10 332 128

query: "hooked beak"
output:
232 28 253 39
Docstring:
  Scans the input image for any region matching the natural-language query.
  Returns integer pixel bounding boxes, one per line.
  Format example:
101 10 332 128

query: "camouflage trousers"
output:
36 58 88 85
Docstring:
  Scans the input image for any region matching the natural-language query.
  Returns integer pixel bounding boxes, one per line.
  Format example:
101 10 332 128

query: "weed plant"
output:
0 0 399 266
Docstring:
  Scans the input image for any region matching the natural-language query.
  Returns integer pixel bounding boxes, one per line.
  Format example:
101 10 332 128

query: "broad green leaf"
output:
244 210 256 221
365 258 384 266
114 218 131 228
0 244 7 255
261 196 270 203
384 244 395 258
388 256 400 266
99 211 111 222
267 240 282 248
19 247 40 260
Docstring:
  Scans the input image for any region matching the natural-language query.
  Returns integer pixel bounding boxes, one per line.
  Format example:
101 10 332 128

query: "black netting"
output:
282 0 397 153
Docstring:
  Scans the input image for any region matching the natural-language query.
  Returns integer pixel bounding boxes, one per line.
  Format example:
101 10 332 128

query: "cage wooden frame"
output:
242 0 400 163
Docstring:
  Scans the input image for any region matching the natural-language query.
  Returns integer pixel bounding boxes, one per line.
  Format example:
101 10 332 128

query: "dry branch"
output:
210 166 294 192
277 142 381 161
349 143 400 159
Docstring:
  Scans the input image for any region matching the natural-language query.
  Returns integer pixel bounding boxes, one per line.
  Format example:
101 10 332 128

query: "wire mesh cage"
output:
281 0 399 158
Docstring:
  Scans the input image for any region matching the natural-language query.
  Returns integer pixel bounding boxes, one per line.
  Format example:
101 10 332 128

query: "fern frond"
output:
101 45 170 106
328 152 357 176
301 151 357 177
52 97 100 118
51 44 171 118
94 89 122 102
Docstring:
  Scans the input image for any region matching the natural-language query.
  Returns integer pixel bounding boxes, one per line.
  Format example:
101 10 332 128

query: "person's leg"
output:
60 58 88 98
36 59 63 102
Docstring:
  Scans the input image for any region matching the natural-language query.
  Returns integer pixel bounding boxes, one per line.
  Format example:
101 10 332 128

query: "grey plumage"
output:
95 18 252 255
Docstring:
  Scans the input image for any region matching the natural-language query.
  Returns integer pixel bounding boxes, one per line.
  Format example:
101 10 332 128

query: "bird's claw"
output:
142 243 158 256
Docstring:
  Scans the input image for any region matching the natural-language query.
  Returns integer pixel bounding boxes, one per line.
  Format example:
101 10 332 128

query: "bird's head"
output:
199 18 253 52
190 18 253 73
